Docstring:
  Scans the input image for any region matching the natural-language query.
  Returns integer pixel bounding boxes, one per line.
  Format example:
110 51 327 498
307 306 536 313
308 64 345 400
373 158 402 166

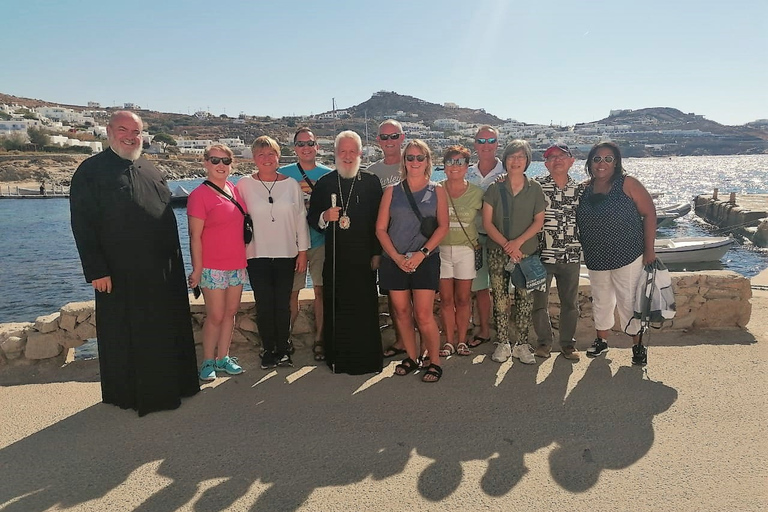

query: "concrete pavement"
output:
1 282 766 511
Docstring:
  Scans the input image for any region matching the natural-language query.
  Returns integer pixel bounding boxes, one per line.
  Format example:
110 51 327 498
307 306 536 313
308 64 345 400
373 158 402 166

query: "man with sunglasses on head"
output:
368 119 409 358
279 126 332 361
465 125 505 349
531 143 585 361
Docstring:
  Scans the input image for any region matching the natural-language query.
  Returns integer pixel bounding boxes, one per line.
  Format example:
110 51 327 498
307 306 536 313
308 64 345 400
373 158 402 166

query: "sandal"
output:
422 363 443 383
383 345 407 358
395 357 419 376
312 341 325 361
456 342 471 356
467 335 490 348
438 343 456 358
418 351 430 369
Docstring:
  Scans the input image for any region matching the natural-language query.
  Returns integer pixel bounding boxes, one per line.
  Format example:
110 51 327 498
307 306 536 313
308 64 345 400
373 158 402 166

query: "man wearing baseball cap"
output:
532 143 585 361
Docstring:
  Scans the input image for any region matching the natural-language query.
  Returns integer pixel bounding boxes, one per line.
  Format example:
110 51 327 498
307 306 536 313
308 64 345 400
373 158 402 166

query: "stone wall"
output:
0 271 753 366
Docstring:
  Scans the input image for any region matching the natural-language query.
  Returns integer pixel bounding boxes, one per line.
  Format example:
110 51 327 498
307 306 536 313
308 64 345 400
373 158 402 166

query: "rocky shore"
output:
0 153 255 190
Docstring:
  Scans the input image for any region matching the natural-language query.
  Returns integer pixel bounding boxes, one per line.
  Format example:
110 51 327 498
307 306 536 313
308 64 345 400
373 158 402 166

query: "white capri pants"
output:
587 255 644 335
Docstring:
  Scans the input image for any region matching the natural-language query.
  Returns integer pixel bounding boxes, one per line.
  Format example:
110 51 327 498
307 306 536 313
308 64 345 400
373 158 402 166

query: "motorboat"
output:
654 236 734 264
170 185 190 207
657 202 692 227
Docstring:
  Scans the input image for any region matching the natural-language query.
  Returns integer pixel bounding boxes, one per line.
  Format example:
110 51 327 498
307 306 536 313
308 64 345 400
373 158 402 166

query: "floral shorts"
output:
200 268 248 290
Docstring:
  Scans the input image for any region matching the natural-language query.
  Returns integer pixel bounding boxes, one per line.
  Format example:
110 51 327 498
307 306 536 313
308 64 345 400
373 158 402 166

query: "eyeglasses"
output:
294 140 316 147
206 156 232 165
379 133 402 140
546 154 570 161
591 155 616 163
475 138 497 144
445 158 468 166
405 154 427 162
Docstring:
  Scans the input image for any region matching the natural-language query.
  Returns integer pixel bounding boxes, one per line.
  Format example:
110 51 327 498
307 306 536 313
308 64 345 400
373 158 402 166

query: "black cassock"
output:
70 149 199 416
308 171 383 375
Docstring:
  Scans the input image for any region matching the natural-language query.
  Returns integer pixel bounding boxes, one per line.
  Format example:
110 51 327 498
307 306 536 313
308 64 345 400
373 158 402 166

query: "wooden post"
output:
713 188 719 200
729 192 736 204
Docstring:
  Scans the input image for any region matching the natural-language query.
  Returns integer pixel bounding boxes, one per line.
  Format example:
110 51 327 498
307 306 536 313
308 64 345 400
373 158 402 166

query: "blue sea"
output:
1 154 767 323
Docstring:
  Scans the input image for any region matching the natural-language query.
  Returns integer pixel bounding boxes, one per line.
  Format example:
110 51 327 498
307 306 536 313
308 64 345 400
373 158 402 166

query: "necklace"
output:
257 173 278 222
336 172 357 229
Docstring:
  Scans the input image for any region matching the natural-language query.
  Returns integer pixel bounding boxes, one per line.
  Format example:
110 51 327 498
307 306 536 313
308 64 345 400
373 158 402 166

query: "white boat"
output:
657 202 692 227
655 237 734 264
170 185 190 207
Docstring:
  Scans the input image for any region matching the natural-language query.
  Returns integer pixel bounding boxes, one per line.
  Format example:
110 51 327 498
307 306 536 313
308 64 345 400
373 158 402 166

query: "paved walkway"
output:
1 286 766 511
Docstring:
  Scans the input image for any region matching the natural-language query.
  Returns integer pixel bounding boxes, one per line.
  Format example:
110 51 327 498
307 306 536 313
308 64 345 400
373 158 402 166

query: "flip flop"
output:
383 345 407 358
456 342 472 356
438 343 456 358
467 335 490 348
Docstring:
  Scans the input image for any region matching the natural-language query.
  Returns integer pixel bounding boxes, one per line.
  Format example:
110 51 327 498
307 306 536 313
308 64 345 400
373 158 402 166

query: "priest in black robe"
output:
307 131 383 375
70 111 199 416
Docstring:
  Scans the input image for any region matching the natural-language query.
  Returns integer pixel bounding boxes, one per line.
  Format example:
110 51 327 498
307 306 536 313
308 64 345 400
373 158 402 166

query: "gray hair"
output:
501 139 532 172
335 130 362 151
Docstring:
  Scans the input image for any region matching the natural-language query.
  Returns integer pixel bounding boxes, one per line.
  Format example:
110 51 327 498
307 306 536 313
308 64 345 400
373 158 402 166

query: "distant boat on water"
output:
170 185 190 207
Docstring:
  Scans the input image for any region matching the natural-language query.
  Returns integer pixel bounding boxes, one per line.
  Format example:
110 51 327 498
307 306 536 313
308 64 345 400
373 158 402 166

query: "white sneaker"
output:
491 342 512 363
512 343 536 364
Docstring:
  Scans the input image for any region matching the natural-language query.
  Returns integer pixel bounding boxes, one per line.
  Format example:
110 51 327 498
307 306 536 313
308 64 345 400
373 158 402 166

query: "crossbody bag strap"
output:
296 163 315 191
203 180 246 217
499 183 511 239
401 180 425 222
446 186 475 246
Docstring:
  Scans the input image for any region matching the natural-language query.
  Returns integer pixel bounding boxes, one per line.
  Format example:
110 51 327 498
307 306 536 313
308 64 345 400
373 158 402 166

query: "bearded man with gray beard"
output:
307 130 384 374
70 111 199 416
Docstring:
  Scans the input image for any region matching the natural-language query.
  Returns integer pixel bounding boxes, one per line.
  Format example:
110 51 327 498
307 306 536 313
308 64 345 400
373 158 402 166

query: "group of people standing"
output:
70 111 656 416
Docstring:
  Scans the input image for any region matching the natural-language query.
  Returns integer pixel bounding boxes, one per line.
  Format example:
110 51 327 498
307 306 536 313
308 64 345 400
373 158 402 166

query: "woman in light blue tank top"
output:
376 140 449 382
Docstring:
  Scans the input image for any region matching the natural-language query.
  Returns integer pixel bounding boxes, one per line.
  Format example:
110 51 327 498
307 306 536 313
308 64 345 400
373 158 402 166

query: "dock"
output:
0 185 70 199
694 190 768 247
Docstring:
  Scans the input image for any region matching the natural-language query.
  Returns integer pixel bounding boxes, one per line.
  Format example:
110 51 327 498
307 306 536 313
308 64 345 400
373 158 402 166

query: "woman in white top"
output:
236 136 309 369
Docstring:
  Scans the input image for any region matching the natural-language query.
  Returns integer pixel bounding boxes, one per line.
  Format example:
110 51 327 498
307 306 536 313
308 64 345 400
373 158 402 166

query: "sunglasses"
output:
379 133 402 140
294 140 316 147
445 158 468 166
206 156 232 165
546 154 570 161
591 156 616 163
405 154 427 162
475 138 497 144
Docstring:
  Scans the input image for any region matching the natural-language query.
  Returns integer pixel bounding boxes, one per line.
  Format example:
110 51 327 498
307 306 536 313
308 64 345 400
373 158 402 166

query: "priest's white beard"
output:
111 143 142 162
337 157 361 179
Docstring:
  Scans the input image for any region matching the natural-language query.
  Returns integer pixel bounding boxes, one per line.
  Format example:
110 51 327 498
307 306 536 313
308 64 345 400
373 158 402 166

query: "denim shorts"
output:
200 268 248 290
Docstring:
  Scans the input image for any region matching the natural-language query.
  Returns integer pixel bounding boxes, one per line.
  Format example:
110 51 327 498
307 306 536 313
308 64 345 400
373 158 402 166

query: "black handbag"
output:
401 180 437 238
203 180 253 244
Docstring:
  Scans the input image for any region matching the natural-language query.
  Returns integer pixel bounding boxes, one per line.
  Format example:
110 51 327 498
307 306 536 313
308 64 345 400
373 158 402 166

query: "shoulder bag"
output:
401 180 438 238
203 180 253 244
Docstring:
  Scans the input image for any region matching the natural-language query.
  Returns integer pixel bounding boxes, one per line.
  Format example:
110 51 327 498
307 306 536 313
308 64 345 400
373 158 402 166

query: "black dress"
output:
307 171 384 375
70 149 200 416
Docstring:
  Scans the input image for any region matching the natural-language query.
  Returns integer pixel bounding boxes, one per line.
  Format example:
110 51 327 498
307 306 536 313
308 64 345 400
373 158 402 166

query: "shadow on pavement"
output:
0 348 678 510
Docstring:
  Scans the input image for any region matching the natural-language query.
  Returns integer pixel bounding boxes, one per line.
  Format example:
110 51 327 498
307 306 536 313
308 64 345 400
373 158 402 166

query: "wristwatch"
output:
420 247 430 256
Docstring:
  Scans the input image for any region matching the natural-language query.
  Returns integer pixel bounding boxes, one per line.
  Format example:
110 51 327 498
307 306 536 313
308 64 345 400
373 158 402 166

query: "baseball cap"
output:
543 144 572 158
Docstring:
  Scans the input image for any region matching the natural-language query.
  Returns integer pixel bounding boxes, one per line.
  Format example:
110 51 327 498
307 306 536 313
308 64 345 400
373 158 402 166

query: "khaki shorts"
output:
292 245 325 291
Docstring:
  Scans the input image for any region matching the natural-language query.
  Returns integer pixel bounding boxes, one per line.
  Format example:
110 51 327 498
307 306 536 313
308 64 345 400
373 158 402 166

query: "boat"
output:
654 236 734 264
656 202 692 227
170 185 190 207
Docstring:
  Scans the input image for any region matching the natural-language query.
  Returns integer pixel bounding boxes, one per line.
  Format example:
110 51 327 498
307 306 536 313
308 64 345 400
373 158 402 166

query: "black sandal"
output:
383 345 407 358
422 363 443 383
395 357 418 376
312 341 325 361
467 335 490 348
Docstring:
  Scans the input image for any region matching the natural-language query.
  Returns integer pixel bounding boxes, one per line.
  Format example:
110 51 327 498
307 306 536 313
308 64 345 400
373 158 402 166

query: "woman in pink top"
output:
187 144 248 381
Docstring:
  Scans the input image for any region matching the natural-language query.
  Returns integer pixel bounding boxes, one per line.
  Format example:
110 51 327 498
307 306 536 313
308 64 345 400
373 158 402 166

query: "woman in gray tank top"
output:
376 140 449 382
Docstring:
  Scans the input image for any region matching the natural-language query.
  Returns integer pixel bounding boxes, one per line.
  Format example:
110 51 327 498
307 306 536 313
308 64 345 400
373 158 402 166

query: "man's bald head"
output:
107 111 143 161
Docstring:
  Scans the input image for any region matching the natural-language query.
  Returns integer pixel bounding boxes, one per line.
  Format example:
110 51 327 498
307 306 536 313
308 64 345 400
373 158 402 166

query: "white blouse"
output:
236 174 310 259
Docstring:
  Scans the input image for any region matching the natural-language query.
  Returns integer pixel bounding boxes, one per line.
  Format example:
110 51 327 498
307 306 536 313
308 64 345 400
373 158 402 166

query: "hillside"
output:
346 91 505 125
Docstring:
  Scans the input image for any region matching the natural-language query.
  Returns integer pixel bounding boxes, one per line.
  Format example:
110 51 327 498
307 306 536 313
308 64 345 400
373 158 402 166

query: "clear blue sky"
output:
3 0 766 126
